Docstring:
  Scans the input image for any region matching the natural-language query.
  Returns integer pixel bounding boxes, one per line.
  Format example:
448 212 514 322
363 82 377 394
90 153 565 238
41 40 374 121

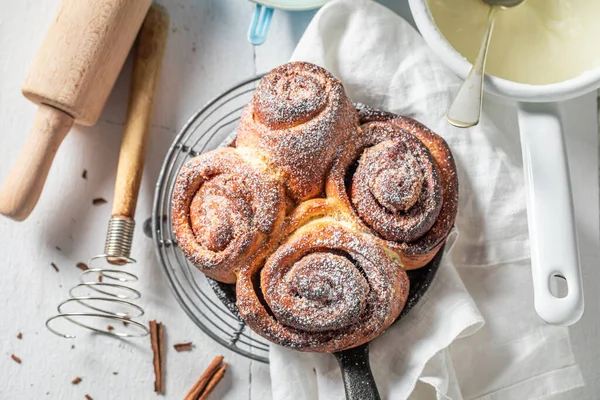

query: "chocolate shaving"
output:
17 332 22 339
174 342 193 352
149 320 165 394
11 354 21 364
92 198 107 206
184 356 226 400
76 262 89 271
51 262 59 272
72 377 82 385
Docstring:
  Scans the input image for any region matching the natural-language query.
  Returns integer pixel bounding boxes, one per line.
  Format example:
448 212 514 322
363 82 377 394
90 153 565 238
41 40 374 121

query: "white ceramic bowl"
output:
409 0 600 103
409 0 589 326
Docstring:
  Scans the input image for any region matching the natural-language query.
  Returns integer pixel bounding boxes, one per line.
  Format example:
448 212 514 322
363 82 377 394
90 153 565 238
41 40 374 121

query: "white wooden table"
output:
0 1 598 399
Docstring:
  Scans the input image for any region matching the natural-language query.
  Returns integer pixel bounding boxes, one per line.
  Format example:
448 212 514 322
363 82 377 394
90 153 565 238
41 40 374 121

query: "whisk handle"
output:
111 5 169 219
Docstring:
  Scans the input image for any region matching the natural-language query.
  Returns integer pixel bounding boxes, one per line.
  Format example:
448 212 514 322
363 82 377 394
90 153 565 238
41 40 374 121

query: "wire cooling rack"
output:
151 75 270 363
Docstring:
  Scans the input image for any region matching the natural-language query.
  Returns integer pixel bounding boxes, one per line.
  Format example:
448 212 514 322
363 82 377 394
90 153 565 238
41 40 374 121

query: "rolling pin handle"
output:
0 104 73 221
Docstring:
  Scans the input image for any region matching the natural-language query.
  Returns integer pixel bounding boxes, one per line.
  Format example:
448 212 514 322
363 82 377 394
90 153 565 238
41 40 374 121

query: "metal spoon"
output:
447 0 525 128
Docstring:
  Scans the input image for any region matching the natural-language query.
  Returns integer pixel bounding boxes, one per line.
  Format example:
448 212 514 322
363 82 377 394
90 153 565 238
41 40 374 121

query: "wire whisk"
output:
45 4 169 340
46 218 149 338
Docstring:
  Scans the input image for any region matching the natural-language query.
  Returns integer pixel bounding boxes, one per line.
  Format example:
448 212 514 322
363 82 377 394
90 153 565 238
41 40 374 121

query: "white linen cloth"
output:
269 1 585 399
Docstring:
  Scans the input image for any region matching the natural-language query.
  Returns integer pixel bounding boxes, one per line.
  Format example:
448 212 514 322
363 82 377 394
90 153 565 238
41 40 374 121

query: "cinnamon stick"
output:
198 363 227 400
184 356 224 400
149 320 165 394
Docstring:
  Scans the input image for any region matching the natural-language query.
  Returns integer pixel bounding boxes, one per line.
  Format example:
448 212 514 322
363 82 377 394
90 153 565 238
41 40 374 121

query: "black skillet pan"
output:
207 244 444 400
205 103 446 400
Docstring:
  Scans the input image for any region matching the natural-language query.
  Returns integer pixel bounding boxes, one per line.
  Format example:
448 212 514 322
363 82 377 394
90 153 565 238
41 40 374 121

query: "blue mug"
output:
248 1 330 46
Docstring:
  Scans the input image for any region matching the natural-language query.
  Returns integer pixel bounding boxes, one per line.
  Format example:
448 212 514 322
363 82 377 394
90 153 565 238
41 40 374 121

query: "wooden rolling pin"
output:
0 0 152 221
105 4 169 266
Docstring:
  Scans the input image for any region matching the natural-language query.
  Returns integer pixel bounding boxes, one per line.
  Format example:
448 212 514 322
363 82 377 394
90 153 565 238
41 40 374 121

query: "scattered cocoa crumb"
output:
107 325 114 332
123 320 129 327
55 246 61 251
92 198 107 206
85 395 93 400
113 372 119 375
82 170 87 180
98 275 103 283
174 342 193 352
51 262 59 272
11 354 21 364
72 377 82 385
76 262 89 271
17 332 22 339
71 344 75 349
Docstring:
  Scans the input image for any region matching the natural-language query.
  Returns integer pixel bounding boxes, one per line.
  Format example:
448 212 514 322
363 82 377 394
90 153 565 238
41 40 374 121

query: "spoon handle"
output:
447 7 497 128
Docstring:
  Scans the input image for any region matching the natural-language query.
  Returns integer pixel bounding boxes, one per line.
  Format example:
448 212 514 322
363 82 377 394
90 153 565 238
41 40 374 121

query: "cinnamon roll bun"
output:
171 148 287 283
236 62 358 202
236 219 409 352
327 116 458 269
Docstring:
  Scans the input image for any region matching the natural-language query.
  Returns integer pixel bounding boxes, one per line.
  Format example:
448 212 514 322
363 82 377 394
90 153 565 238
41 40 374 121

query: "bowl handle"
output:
248 4 274 46
517 102 584 326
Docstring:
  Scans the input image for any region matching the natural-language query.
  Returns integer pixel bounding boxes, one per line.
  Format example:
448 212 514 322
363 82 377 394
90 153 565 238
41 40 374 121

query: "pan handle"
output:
334 343 381 400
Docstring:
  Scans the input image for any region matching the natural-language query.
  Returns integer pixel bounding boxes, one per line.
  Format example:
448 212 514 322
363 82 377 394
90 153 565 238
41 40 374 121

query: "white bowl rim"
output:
408 0 600 102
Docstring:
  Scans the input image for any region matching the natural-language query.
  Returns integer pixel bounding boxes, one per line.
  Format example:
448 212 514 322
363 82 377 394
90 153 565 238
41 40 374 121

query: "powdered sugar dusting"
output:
270 252 369 332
